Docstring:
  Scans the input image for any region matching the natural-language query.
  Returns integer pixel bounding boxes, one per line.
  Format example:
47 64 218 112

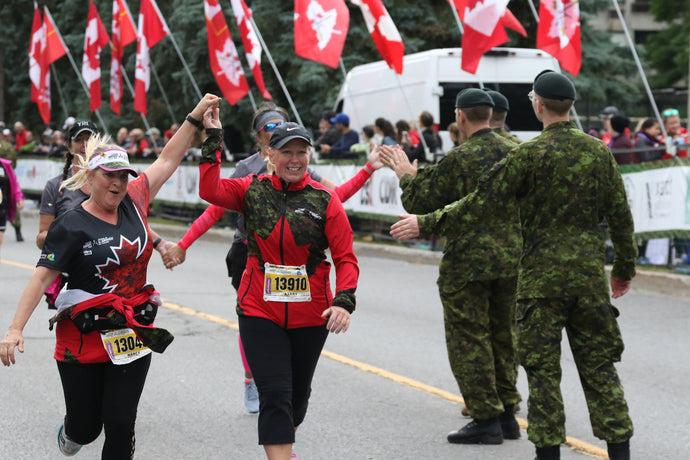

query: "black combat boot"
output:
499 405 520 439
534 445 560 460
447 418 502 444
607 440 630 460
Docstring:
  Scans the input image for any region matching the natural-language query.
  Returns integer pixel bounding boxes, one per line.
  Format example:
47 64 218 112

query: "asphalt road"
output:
1 212 688 459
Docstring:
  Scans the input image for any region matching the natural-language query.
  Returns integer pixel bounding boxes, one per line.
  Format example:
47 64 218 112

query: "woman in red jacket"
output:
199 107 358 460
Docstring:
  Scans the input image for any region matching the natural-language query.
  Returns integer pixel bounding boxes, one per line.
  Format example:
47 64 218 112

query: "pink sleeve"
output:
178 205 226 250
335 163 374 202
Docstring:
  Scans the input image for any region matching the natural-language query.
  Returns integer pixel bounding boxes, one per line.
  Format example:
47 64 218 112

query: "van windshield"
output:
439 83 542 132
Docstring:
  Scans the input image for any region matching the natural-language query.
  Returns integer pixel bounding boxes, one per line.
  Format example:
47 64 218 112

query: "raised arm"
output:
144 94 221 199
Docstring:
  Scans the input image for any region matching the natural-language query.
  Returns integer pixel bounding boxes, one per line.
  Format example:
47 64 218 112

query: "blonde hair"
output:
60 133 123 191
266 144 312 175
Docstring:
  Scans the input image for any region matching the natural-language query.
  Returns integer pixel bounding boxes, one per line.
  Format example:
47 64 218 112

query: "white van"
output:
334 47 561 153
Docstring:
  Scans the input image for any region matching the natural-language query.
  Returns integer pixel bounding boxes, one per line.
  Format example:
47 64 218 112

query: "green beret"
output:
455 88 494 109
533 70 576 100
484 90 509 112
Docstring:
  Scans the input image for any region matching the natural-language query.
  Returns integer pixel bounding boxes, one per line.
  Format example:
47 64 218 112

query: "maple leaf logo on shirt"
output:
95 235 144 292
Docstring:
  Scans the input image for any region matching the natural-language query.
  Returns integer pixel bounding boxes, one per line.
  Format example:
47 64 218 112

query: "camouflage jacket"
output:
400 128 521 286
199 136 358 328
419 121 636 299
494 127 522 145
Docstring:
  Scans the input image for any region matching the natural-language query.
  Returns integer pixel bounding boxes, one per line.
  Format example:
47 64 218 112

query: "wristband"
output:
364 162 375 175
152 237 162 249
205 128 223 138
186 114 203 129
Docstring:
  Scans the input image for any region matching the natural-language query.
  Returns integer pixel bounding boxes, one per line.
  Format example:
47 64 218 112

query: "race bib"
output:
100 328 151 365
263 263 311 302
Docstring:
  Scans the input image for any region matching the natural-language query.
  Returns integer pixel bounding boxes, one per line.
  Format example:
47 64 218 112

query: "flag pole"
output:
526 0 583 131
150 60 177 123
246 88 258 112
44 8 109 134
247 16 303 125
336 58 366 129
609 0 670 146
51 63 70 121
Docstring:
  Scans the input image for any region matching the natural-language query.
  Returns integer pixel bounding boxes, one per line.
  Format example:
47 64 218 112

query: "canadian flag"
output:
351 0 404 74
33 7 68 124
537 0 581 76
43 8 68 65
229 0 271 99
134 0 169 115
294 0 349 69
29 2 44 112
110 0 137 115
459 0 526 74
204 0 249 105
82 1 110 112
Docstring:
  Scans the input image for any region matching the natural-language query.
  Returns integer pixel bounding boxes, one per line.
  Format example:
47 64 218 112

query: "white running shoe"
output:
57 423 82 456
244 380 259 413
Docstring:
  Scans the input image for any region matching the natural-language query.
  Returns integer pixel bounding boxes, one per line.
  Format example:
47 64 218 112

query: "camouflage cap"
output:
455 88 495 109
533 70 576 101
484 89 509 112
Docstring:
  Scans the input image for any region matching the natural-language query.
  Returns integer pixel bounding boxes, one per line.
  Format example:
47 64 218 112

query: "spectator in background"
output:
314 110 341 153
18 131 38 155
319 113 359 159
598 106 620 146
62 116 76 132
13 122 27 152
661 108 688 159
116 127 131 149
374 117 397 146
144 128 165 158
37 129 54 155
48 131 69 158
127 128 150 159
350 124 375 154
447 122 462 147
609 115 638 165
634 118 664 162
164 123 179 143
395 119 419 147
402 111 442 164
0 130 16 167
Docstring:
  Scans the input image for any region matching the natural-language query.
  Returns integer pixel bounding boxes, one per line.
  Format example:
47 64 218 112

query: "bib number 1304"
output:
101 328 152 365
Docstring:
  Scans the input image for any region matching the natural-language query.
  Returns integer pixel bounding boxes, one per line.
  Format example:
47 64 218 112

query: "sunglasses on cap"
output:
663 109 679 117
259 121 285 133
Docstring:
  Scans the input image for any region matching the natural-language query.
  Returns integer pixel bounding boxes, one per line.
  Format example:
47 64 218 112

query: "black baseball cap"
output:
269 122 313 149
69 120 98 140
533 70 576 101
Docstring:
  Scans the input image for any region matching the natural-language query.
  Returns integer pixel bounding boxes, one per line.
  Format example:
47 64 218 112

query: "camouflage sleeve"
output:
603 153 637 280
400 153 465 214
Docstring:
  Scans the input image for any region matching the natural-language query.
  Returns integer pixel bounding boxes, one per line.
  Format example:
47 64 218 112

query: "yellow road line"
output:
1 260 608 459
160 299 608 459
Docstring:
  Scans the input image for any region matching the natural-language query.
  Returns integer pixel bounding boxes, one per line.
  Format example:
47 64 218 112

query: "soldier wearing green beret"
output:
485 89 522 144
381 87 523 445
391 71 635 460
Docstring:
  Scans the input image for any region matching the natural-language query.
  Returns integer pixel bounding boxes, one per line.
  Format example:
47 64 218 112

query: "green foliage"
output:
0 0 656 144
642 0 690 88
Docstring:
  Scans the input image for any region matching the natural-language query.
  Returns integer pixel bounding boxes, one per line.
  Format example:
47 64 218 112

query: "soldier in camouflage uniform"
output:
382 88 523 445
391 71 635 460
485 89 522 145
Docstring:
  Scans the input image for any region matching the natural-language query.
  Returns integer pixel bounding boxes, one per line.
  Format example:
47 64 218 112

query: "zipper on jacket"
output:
241 268 253 304
281 184 288 328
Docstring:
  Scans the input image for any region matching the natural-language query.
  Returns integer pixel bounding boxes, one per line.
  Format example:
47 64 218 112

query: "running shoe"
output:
244 380 259 413
57 423 82 456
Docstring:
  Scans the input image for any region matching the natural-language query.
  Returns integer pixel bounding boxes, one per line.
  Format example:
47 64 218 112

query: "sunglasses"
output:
259 121 285 133
663 109 679 117
527 90 536 102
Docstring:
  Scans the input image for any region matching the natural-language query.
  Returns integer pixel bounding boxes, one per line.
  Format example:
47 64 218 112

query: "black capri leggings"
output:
56 354 151 460
239 315 329 445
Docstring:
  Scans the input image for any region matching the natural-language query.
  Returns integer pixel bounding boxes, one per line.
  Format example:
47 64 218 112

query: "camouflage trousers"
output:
439 276 521 420
516 295 633 447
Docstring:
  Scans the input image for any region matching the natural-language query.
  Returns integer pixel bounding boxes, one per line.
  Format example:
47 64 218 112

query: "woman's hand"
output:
0 329 24 367
190 93 222 121
379 145 417 179
321 306 350 334
203 105 222 130
367 145 385 170
162 244 186 270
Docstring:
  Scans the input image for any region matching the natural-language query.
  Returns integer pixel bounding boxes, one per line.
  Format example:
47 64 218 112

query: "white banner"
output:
15 159 406 216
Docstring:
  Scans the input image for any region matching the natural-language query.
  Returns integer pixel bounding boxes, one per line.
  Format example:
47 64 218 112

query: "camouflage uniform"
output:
400 128 522 420
418 121 636 447
493 127 522 145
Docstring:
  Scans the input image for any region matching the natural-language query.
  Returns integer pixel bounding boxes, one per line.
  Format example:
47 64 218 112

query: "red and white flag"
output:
33 7 69 124
294 0 349 69
537 0 581 76
82 1 110 112
460 0 526 74
204 0 249 105
134 0 169 115
43 8 68 65
351 0 404 74
229 0 271 99
110 0 137 115
29 2 44 111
